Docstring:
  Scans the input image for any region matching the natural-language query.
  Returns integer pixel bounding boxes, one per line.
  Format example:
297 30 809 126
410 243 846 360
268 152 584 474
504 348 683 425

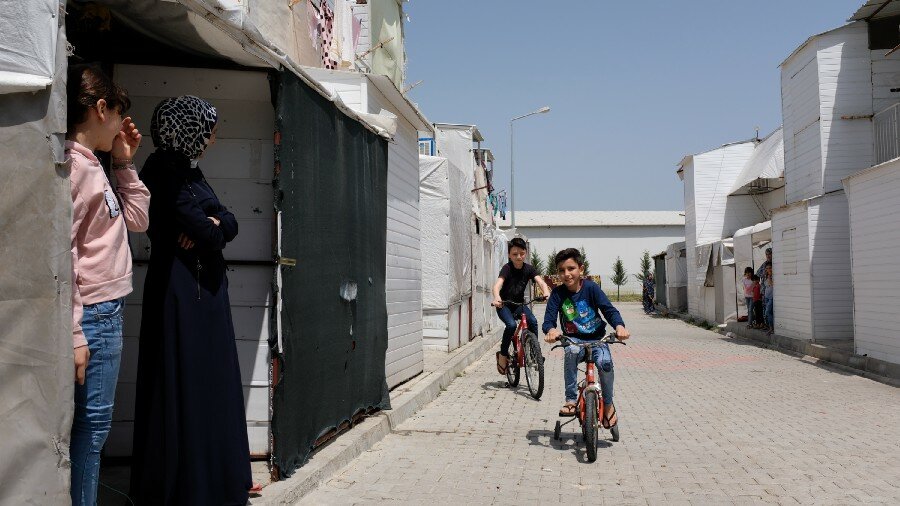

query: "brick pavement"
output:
302 303 900 505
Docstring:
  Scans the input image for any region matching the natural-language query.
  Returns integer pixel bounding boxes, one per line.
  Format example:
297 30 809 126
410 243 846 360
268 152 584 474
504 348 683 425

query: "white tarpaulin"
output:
730 127 785 195
665 241 687 287
420 155 471 310
434 125 476 215
0 3 70 502
0 0 58 93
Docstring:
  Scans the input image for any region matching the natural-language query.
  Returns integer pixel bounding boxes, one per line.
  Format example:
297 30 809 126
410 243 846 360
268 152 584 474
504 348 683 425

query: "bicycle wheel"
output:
506 349 520 387
522 331 544 399
583 390 599 462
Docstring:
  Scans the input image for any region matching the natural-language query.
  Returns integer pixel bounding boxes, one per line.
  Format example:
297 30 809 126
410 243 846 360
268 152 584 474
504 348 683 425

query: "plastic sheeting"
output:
272 70 390 477
734 222 772 274
665 242 687 288
730 128 785 195
369 0 405 89
0 0 58 93
0 5 71 503
434 125 476 215
419 155 472 311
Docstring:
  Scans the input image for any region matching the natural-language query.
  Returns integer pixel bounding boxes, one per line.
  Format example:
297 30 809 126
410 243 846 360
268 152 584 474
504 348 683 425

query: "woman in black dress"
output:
131 95 260 504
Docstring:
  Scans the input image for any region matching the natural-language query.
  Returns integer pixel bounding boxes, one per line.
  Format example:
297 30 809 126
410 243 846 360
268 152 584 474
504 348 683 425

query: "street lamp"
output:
510 106 550 232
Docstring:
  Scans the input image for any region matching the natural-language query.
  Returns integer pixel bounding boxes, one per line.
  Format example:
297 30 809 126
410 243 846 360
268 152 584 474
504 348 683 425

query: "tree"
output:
530 249 545 276
546 250 558 275
633 250 652 283
610 256 628 301
580 246 591 276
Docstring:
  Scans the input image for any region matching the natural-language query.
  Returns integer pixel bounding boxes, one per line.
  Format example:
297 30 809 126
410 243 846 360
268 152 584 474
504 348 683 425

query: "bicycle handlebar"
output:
496 296 547 306
550 333 627 351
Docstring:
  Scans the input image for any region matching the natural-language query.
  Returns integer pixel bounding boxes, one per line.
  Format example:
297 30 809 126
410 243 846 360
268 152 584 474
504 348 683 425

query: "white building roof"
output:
498 211 685 228
850 1 900 21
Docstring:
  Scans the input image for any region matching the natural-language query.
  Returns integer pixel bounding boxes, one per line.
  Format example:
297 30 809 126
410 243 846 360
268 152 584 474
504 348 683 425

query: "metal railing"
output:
874 103 900 165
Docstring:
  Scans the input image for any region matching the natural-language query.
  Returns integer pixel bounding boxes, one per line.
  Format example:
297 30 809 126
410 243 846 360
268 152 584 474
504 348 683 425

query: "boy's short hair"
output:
554 248 582 267
744 267 753 275
751 274 760 282
508 237 527 252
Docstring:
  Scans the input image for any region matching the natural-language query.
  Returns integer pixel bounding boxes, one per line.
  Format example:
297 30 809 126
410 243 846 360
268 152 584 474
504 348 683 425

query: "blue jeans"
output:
496 303 537 356
745 297 754 323
563 337 614 405
765 297 774 329
71 298 124 506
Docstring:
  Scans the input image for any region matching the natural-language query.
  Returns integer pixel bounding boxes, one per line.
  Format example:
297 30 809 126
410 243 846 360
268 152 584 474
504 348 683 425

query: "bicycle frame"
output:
576 344 604 424
511 312 528 368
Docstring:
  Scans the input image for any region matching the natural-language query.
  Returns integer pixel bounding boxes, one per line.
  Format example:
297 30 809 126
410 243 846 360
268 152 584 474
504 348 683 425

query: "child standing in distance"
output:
742 267 754 326
543 248 630 426
751 274 764 329
66 64 149 506
491 237 552 375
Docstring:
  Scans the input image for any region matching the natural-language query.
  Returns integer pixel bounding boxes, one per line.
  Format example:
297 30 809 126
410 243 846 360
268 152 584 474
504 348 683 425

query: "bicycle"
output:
551 333 626 462
497 298 545 400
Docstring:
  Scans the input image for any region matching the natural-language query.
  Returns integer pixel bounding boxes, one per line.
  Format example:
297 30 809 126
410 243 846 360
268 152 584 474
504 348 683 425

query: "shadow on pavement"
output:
479 380 541 401
525 428 613 465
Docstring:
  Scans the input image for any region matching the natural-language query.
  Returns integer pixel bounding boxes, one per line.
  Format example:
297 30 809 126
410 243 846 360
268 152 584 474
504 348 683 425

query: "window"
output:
869 16 900 50
781 228 797 275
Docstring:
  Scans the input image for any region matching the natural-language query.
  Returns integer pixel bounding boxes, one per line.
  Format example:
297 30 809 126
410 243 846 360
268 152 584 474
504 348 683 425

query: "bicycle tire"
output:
522 331 544 399
506 349 520 387
583 390 599 462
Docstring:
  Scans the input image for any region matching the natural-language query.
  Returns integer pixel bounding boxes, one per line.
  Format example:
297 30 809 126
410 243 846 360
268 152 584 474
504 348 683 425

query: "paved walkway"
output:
302 303 900 505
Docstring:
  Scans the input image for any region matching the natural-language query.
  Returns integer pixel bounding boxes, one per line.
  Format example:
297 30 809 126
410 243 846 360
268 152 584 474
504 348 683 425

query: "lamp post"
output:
510 106 550 232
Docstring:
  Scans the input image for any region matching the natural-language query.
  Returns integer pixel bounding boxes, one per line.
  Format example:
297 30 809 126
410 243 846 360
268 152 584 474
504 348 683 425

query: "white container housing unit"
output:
837 1 900 365
302 68 433 388
678 141 767 323
844 159 900 365
428 124 500 348
419 155 473 351
771 17 900 342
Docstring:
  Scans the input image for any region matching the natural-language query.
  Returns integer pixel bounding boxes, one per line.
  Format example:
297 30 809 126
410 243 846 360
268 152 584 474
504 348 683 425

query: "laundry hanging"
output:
319 0 337 69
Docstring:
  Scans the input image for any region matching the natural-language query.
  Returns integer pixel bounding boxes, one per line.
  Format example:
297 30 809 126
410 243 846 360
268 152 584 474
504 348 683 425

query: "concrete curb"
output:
254 328 502 505
667 312 900 387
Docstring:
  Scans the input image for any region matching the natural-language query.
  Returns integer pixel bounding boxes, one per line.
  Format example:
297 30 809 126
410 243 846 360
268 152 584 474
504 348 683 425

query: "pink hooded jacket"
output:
68 141 150 348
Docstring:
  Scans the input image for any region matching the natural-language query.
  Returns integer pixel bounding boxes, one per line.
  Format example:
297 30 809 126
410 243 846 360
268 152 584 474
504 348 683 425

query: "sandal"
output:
602 403 617 429
496 352 508 375
249 482 263 495
559 402 576 417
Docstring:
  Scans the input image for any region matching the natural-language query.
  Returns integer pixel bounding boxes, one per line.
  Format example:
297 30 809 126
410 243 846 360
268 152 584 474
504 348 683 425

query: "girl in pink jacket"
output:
66 65 150 506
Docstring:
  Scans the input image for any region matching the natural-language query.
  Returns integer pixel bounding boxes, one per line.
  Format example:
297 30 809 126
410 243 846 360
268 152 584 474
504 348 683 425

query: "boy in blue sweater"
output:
543 248 630 424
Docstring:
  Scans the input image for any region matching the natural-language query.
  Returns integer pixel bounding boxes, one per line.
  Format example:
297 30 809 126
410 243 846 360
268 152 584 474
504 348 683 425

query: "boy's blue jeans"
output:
496 303 537 356
71 298 124 506
563 337 614 405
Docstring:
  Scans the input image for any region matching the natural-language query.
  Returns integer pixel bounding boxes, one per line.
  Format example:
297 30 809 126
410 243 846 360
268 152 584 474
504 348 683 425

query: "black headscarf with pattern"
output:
150 95 218 164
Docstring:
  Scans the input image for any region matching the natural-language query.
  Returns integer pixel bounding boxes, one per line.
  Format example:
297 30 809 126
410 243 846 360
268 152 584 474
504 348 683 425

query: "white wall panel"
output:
846 159 900 364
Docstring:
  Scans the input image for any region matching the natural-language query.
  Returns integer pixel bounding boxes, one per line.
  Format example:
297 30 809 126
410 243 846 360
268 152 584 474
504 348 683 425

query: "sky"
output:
404 0 859 212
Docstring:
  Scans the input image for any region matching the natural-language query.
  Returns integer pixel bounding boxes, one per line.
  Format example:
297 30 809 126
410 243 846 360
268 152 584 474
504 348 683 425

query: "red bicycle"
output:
551 333 626 462
500 298 545 399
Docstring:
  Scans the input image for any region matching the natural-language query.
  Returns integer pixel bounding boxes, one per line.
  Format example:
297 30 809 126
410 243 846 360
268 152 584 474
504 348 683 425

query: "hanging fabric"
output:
306 0 321 52
319 0 338 69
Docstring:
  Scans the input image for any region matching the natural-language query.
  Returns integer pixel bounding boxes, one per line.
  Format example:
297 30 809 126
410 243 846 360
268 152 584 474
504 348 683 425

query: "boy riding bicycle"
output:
492 237 552 375
543 248 630 426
